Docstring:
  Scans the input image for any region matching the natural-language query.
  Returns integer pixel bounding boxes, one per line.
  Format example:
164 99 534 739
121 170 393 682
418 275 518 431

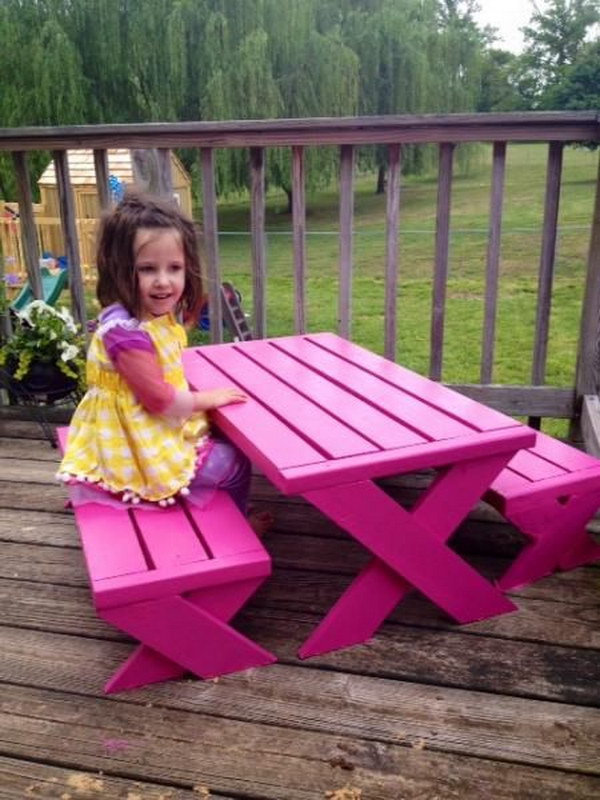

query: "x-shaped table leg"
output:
101 578 275 693
299 452 517 658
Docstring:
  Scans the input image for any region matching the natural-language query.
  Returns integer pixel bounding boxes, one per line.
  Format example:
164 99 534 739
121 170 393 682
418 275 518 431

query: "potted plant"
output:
0 299 86 400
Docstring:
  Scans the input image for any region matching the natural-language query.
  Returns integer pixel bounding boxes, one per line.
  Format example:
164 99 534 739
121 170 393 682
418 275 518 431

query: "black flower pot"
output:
15 359 78 400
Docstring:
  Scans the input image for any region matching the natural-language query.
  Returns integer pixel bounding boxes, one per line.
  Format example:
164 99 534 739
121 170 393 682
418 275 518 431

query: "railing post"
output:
131 148 172 199
338 144 355 340
250 147 267 338
430 142 455 381
11 152 42 300
53 150 87 328
574 152 600 436
201 148 223 343
481 141 507 384
292 145 306 334
384 143 401 361
93 149 111 211
529 142 563 428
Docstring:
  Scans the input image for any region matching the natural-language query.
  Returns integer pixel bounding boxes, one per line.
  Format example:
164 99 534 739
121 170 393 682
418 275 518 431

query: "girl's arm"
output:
114 349 247 415
99 308 246 416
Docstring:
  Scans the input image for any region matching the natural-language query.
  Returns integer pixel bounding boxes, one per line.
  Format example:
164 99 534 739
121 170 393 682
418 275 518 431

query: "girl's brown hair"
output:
96 192 203 323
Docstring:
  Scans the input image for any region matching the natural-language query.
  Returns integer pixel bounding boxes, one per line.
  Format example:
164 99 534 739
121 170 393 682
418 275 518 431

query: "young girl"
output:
58 193 256 518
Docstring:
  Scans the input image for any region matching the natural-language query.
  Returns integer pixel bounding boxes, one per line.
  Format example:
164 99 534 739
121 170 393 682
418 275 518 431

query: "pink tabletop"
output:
183 332 536 494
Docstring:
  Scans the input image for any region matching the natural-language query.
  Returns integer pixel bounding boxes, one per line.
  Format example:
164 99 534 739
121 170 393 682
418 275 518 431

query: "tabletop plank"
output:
198 343 379 458
182 349 326 478
232 339 426 449
307 332 520 432
272 335 474 440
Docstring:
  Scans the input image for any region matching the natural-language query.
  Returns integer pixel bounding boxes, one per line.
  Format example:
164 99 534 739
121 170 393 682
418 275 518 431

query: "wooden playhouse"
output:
1 149 193 283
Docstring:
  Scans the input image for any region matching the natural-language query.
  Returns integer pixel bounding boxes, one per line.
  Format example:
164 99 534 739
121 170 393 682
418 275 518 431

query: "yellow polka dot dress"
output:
58 313 209 504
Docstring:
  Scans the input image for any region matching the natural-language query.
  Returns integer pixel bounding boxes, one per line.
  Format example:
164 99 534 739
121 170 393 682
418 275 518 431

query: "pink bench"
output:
58 427 276 693
486 431 600 590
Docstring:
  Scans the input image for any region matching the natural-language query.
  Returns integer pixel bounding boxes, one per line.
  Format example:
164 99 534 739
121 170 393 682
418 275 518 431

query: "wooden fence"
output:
1 112 599 439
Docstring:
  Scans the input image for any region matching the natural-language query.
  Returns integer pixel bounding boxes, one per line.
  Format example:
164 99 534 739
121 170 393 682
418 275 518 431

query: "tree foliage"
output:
520 0 599 108
2 0 594 202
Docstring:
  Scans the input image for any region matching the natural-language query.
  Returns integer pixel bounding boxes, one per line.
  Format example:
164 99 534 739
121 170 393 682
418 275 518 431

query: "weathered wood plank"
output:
53 150 87 328
338 144 355 340
2 534 600 698
2 627 599 775
3 547 600 650
244 607 600 705
450 383 575 418
292 145 306 334
576 152 600 398
0 509 75 546
93 148 110 211
0 481 66 513
582 394 600 458
11 151 42 299
201 148 223 343
481 141 506 383
0 457 61 482
0 436 62 460
1 112 597 151
1 683 599 799
430 142 454 380
384 143 401 360
0 755 222 800
532 142 563 390
250 146 267 338
157 147 173 196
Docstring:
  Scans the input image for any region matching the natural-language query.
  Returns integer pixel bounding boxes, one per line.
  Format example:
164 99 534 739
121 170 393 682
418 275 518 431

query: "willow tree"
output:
197 0 359 207
0 0 88 199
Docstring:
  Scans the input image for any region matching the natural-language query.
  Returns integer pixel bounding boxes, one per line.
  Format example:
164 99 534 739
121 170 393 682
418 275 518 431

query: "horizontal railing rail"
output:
1 112 599 429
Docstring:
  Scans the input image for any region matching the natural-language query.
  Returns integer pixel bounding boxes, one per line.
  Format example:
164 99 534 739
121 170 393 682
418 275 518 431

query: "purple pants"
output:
190 438 251 513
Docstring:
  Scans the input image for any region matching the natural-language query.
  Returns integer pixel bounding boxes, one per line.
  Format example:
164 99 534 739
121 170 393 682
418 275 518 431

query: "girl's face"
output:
134 227 186 319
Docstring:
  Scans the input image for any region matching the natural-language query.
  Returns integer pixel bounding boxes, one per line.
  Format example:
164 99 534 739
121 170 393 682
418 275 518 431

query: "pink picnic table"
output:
183 332 537 658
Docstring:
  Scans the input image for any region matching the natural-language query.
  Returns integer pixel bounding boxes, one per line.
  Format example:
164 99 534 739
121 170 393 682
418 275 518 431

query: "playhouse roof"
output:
38 149 190 187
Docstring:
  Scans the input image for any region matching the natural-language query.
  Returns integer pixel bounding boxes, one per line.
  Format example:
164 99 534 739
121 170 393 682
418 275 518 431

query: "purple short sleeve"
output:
98 304 154 362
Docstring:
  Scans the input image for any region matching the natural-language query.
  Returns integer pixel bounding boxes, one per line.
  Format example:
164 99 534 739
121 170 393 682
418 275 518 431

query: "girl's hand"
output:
193 387 248 410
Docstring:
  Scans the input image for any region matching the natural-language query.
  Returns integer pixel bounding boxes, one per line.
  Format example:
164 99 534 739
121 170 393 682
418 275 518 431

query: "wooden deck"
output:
1 419 599 799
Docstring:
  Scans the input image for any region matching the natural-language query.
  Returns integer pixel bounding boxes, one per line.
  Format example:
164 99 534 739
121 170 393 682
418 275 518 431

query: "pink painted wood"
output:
57 427 276 693
183 333 537 657
486 431 600 589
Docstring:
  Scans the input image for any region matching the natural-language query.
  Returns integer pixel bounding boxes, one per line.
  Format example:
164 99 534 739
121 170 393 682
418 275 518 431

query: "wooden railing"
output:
1 112 599 437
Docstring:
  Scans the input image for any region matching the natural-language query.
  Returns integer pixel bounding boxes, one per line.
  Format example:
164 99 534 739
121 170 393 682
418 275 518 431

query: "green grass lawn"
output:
209 142 596 397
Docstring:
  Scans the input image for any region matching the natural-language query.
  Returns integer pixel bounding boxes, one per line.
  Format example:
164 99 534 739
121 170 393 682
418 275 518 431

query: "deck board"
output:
1 428 599 798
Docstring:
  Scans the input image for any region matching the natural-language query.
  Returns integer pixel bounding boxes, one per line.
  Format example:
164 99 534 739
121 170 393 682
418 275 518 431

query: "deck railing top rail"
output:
0 111 598 151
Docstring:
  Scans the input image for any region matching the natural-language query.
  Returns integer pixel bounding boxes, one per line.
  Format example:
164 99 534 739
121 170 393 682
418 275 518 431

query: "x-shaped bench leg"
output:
299 453 516 658
101 578 275 693
498 492 600 590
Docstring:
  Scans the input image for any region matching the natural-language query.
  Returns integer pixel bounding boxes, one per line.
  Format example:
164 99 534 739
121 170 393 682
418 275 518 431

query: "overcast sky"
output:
474 0 544 53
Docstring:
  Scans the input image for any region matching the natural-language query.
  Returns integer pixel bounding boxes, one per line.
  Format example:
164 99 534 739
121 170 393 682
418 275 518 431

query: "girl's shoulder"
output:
96 304 153 357
97 303 141 334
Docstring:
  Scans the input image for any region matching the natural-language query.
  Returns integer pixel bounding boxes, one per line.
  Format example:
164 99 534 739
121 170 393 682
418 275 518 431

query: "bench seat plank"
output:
132 505 210 567
75 504 148 581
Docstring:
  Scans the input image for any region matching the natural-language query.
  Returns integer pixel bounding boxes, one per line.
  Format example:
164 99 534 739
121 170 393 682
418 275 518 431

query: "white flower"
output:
57 306 77 332
60 343 79 362
27 300 51 313
16 306 32 325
